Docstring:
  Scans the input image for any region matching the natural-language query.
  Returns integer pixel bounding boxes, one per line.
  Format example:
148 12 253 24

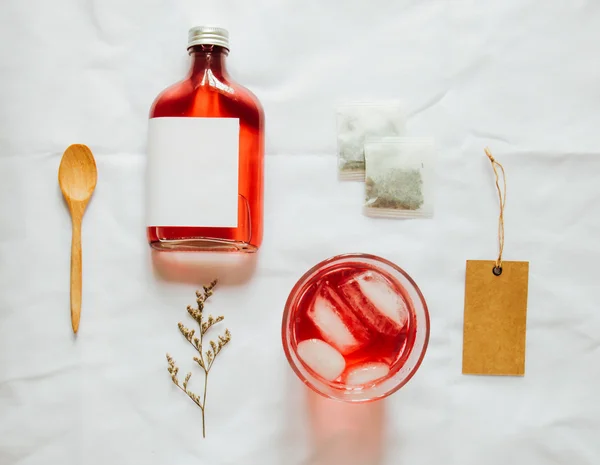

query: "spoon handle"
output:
70 216 83 333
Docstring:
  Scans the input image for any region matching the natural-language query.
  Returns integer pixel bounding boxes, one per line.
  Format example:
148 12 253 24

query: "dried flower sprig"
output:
166 280 231 438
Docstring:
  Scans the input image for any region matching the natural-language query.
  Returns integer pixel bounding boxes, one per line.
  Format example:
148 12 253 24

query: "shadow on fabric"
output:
304 389 386 465
150 250 258 285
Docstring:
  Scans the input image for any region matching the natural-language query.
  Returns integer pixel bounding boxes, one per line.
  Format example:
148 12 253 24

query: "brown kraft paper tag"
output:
462 260 530 376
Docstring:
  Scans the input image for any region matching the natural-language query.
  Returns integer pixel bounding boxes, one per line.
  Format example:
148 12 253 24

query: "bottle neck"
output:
188 45 229 79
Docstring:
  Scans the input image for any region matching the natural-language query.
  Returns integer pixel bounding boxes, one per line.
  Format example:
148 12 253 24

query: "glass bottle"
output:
146 26 264 252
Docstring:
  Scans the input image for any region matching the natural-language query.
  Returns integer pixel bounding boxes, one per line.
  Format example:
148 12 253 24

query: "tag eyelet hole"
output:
492 266 503 276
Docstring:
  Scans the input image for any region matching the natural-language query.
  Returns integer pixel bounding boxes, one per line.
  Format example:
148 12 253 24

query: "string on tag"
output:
484 147 506 275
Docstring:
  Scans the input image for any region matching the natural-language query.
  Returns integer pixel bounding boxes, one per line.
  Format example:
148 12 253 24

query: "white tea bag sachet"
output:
336 102 406 180
364 137 435 219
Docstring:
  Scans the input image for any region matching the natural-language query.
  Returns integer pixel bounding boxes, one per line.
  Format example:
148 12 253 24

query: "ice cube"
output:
308 285 369 354
297 339 346 381
346 362 390 386
340 271 409 336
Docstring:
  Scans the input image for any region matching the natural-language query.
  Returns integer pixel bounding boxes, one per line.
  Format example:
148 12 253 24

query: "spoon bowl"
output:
59 144 97 203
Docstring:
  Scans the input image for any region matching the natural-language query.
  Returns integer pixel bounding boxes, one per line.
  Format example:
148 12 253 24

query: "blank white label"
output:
146 117 239 227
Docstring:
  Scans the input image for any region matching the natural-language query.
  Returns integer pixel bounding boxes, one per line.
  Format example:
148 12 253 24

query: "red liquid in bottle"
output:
292 262 417 387
147 32 264 252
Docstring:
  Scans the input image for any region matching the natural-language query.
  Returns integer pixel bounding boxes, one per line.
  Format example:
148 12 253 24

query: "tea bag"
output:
364 137 435 218
336 102 406 180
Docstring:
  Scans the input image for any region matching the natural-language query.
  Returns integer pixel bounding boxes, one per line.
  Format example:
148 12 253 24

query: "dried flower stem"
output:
166 280 231 438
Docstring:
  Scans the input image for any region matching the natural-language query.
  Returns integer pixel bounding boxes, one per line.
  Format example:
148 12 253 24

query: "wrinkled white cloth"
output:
1 1 600 464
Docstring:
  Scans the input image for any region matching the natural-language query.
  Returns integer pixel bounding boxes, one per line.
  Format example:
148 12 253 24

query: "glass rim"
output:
282 253 430 402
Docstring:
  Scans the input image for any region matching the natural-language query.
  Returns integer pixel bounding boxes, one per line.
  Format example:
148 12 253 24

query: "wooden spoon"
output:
58 144 97 334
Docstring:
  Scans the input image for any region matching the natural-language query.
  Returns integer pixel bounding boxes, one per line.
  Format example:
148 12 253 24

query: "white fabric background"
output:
1 1 600 464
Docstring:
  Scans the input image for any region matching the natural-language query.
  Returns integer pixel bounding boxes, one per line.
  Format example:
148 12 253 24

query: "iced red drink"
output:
282 254 429 402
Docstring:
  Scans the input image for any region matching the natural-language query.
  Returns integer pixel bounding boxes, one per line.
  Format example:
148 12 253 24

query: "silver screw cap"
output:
188 26 229 50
